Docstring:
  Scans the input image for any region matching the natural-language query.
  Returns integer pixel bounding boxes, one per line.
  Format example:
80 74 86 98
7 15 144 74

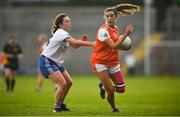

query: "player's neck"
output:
109 25 115 29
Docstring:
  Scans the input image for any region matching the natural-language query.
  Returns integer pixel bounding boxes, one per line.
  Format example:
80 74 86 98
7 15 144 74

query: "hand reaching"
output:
125 25 134 35
80 34 88 41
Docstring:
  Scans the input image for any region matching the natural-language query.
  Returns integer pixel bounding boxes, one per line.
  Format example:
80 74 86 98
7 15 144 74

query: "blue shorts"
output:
38 55 65 78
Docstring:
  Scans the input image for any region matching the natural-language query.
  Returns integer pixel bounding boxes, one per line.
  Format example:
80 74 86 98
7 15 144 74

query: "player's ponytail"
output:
112 3 140 16
51 13 67 34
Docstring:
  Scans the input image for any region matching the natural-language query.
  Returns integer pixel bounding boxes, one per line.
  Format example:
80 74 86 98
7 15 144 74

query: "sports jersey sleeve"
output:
56 30 71 42
98 28 110 42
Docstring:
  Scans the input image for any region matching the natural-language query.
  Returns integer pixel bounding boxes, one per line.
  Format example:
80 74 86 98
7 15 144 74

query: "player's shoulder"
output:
54 29 70 39
99 23 108 30
98 28 108 34
98 24 109 33
53 29 71 41
56 29 69 35
97 25 110 41
98 28 109 39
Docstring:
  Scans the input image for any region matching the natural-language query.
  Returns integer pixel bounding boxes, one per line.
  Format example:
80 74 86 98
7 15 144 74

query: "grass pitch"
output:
0 75 180 116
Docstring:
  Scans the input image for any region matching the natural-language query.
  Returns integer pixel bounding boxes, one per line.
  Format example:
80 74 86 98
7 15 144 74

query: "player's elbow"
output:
73 45 80 49
68 38 80 48
70 42 80 49
73 40 81 48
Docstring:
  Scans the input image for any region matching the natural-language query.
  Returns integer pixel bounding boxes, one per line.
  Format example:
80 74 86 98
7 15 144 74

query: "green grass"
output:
0 75 180 116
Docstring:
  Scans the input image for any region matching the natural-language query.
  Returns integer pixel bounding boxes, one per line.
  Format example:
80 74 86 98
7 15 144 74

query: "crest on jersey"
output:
104 33 108 37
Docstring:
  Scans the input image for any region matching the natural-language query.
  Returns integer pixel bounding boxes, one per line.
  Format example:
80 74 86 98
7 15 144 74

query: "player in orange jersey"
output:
91 7 134 112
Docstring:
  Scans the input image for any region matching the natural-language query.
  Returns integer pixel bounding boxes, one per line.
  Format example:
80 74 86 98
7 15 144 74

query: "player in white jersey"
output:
38 13 95 112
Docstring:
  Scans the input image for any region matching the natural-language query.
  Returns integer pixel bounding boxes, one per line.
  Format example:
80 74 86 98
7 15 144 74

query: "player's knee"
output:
106 86 115 95
57 80 67 90
62 81 67 89
67 80 73 88
115 84 126 93
70 80 73 86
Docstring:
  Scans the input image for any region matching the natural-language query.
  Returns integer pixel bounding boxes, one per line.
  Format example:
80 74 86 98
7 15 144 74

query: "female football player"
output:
91 7 134 112
39 13 95 112
3 35 22 92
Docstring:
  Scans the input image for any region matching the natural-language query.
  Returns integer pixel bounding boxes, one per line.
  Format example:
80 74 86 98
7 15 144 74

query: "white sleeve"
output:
98 28 110 42
56 30 71 42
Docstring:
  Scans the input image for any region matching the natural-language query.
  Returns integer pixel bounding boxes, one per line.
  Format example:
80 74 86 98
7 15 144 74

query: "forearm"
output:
115 32 129 47
69 37 94 48
76 40 94 47
107 32 129 49
115 25 134 48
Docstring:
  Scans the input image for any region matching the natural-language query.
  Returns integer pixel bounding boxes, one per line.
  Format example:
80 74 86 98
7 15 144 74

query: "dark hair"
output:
51 13 67 34
104 7 118 18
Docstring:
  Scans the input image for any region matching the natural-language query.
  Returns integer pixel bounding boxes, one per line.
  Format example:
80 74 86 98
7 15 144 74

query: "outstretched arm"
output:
68 37 95 49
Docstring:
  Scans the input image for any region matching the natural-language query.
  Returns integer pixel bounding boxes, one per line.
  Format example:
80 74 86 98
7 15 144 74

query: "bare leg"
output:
4 68 11 92
48 71 66 107
97 70 116 109
36 73 44 91
59 70 72 111
61 70 73 103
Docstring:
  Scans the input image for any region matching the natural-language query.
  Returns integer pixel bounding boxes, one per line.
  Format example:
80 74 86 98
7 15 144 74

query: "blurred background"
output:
0 0 180 76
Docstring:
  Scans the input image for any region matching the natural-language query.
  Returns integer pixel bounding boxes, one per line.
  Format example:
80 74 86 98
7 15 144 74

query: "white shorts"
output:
95 64 121 74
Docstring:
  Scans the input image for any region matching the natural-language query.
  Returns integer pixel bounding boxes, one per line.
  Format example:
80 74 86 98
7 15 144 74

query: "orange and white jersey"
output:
91 23 120 67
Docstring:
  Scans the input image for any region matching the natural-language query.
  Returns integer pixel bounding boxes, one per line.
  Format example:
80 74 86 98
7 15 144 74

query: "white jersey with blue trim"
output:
42 29 71 65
